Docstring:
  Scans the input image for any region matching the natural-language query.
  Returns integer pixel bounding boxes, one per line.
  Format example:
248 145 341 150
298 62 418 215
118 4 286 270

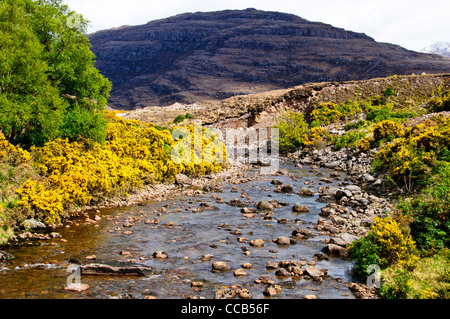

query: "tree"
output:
0 0 111 147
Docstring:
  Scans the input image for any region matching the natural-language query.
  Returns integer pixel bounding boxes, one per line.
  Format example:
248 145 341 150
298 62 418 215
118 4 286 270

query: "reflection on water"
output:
0 161 357 299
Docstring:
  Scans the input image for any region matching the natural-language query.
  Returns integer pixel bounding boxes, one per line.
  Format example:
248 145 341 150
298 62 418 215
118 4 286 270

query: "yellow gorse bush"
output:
372 217 419 269
302 127 328 146
372 120 404 142
14 112 227 225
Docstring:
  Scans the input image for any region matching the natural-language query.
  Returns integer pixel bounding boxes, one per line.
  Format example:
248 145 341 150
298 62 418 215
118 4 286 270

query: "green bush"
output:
174 114 186 124
398 162 450 250
330 130 366 151
275 110 309 154
350 217 419 280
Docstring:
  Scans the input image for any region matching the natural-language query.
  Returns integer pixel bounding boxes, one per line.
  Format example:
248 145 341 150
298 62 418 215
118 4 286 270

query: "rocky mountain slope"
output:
89 9 450 109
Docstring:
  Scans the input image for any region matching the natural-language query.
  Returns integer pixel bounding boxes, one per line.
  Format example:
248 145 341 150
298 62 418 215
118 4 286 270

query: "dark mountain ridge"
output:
89 8 450 109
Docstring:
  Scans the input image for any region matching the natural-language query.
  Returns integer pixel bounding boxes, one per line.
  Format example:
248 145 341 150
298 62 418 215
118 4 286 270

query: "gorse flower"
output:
14 112 227 225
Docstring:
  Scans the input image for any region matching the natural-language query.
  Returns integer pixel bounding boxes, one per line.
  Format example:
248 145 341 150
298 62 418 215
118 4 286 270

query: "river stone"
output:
233 268 248 276
0 251 14 261
304 266 323 278
153 251 169 259
266 260 279 269
298 187 315 196
280 185 294 193
275 268 291 277
256 201 273 211
345 185 361 194
335 189 353 201
323 244 349 257
292 204 309 213
211 261 231 272
271 179 283 185
249 239 264 247
274 236 291 245
80 263 154 276
175 174 193 186
22 218 46 230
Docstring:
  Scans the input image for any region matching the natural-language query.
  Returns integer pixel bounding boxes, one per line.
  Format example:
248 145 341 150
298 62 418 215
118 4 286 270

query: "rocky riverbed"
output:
0 154 386 299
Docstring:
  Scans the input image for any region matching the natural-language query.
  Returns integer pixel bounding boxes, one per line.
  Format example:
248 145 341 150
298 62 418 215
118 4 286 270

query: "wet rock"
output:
175 174 193 186
153 251 169 259
240 207 256 214
335 189 353 201
292 204 309 213
266 260 279 269
227 199 247 208
323 244 349 257
211 261 231 272
215 288 236 299
274 236 291 245
263 285 282 297
80 263 154 276
345 185 361 194
65 283 90 292
242 263 252 269
280 185 294 193
292 228 313 238
249 239 265 247
233 268 248 276
298 187 315 196
275 267 291 277
191 281 204 288
271 179 283 185
257 275 275 285
0 251 14 261
256 201 273 211
304 266 324 278
200 254 214 261
303 294 317 299
22 219 46 230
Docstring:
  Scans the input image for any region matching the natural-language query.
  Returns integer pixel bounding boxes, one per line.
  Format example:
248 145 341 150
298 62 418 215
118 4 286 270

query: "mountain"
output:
423 42 450 58
89 8 450 109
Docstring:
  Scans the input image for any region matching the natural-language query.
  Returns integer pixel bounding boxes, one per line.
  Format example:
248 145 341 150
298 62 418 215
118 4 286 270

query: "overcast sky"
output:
64 0 449 52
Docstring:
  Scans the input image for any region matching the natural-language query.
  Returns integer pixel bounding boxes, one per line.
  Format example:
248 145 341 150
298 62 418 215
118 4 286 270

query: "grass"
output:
381 249 450 299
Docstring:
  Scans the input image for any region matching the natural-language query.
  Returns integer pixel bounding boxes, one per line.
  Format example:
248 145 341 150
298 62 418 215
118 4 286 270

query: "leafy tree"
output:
0 0 111 147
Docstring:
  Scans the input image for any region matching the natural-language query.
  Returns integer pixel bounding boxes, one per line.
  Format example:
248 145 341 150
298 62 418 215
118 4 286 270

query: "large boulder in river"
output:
256 201 273 211
175 174 193 186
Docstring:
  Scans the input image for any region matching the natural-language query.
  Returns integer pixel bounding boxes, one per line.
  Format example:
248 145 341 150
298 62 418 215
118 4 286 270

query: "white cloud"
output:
64 0 449 51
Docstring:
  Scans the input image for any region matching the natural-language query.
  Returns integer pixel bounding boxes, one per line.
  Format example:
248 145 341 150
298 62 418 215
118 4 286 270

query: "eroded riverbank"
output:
0 158 386 299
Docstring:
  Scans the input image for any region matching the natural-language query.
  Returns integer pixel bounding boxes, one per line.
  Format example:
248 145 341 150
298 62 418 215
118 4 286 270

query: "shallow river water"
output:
0 161 359 299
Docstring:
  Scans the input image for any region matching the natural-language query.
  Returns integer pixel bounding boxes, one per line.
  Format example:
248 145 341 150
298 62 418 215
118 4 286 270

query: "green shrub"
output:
398 162 450 250
350 217 419 280
174 114 186 124
330 130 366 151
275 110 309 154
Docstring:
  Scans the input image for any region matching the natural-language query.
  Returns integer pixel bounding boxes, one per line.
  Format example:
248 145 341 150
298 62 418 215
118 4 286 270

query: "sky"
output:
64 0 449 52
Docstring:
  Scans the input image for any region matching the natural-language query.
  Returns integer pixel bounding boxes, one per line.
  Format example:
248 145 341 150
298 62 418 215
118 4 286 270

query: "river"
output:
0 160 359 299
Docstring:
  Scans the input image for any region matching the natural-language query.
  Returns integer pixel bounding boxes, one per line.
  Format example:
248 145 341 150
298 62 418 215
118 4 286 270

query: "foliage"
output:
428 90 450 113
374 115 450 189
350 217 419 279
0 0 111 147
330 130 366 151
12 112 227 225
311 102 362 125
302 127 328 148
397 162 450 250
174 113 194 124
372 120 404 143
275 110 309 154
380 249 450 299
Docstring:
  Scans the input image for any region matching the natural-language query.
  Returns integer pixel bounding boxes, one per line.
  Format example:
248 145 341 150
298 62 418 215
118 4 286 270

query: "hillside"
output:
89 8 450 109
118 73 450 129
